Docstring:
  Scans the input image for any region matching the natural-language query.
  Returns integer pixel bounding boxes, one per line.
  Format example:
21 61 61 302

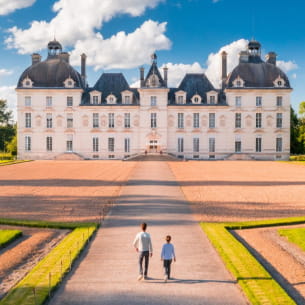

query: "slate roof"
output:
143 62 166 87
169 73 226 105
81 73 139 105
227 61 291 88
17 57 84 88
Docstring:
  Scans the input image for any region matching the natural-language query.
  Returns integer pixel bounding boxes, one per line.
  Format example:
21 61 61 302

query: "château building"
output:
16 40 291 160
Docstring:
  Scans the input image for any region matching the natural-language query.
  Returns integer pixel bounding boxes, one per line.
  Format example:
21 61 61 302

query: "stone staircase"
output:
124 153 181 162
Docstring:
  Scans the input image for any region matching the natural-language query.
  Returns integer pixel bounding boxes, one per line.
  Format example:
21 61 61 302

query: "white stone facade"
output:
16 40 291 160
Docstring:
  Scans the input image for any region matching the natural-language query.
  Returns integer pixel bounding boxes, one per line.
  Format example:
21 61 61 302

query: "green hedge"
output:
0 219 99 305
0 230 22 248
201 217 305 305
289 155 305 161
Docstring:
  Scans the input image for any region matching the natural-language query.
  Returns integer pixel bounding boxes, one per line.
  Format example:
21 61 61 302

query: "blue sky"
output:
0 0 304 118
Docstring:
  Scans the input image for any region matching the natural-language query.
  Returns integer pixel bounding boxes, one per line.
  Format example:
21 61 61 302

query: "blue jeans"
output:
163 259 172 278
138 251 149 276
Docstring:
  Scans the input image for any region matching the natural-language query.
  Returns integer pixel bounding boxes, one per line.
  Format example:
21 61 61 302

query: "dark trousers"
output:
163 259 172 278
139 251 149 276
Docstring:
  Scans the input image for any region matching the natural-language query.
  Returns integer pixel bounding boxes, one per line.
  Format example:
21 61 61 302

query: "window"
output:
108 113 115 128
276 96 283 107
178 138 184 153
46 113 52 128
25 96 31 107
93 95 99 105
124 113 131 128
67 114 73 128
66 135 73 152
235 113 241 128
276 113 283 128
151 96 157 106
256 137 262 152
151 113 157 128
209 113 215 128
177 96 184 104
278 81 282 86
235 140 242 153
193 138 199 153
276 137 283 152
124 95 131 104
67 96 73 107
193 113 199 128
46 96 52 107
256 113 262 128
25 113 31 128
210 96 216 105
93 113 99 128
178 113 184 129
124 138 130 153
107 95 116 104
25 136 31 151
93 137 99 152
235 96 242 107
256 96 262 107
236 80 241 87
46 136 52 151
108 137 115 152
209 137 215 153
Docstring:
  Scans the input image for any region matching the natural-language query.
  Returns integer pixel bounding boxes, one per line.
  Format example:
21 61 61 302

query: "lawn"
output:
278 228 305 252
0 229 22 248
201 217 305 305
0 219 98 305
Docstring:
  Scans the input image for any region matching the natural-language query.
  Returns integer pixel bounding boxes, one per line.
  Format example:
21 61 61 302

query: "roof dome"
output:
17 40 84 88
227 62 290 88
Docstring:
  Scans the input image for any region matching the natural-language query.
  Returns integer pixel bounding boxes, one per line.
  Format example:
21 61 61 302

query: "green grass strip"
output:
0 219 98 305
0 160 31 166
278 228 305 252
200 217 305 305
0 230 22 248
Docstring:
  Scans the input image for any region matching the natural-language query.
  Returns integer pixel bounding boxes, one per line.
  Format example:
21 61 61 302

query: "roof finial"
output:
151 53 157 64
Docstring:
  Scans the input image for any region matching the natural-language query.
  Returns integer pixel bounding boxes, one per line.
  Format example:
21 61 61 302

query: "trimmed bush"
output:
0 230 22 248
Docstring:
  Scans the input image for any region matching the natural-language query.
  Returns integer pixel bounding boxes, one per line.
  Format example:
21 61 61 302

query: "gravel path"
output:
49 161 247 305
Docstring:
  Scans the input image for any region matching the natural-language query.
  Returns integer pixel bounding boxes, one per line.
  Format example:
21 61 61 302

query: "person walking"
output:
161 235 176 282
133 222 153 280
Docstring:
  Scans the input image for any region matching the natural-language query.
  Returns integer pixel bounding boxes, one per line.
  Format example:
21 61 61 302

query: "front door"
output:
149 140 158 153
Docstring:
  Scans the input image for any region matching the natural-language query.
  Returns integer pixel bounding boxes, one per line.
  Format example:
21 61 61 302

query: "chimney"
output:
163 66 168 87
31 53 41 65
81 53 87 82
59 52 70 63
140 67 145 87
265 52 277 65
221 51 227 89
239 50 249 63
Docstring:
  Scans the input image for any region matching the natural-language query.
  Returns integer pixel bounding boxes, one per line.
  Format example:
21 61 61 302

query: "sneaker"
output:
164 275 168 282
137 274 143 281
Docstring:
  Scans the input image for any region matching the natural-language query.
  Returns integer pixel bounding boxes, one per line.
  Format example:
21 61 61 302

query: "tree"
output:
5 134 17 156
290 106 303 154
297 102 305 154
0 99 12 125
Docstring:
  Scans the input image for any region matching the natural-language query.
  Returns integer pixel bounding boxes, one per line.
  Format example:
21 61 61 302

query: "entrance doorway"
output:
149 140 158 153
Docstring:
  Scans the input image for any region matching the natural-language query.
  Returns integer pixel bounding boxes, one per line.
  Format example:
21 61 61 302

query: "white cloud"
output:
0 86 17 121
205 39 249 88
292 73 297 79
0 0 36 15
70 20 171 70
5 0 166 54
160 62 205 87
0 69 13 77
277 60 298 73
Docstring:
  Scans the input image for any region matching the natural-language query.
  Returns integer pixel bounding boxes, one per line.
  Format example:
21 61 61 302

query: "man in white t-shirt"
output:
133 222 153 280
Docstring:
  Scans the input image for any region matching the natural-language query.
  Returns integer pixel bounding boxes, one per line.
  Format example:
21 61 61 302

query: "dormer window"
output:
175 91 186 104
107 94 117 104
192 95 202 104
149 75 159 87
207 91 218 105
90 90 101 104
232 76 244 88
22 76 33 88
121 90 133 104
273 76 285 87
64 77 75 88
